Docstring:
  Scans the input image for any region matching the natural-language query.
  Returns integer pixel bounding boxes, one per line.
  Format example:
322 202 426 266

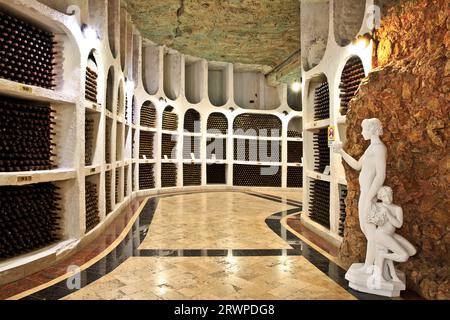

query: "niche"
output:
185 56 205 104
334 0 366 47
208 62 229 107
142 41 160 95
184 109 201 133
106 67 115 113
163 50 182 100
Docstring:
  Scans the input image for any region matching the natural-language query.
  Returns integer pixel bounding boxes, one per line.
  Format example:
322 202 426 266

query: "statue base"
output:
345 263 406 297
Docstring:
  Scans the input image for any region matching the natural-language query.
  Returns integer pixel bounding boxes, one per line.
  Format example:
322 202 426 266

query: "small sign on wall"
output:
328 125 336 147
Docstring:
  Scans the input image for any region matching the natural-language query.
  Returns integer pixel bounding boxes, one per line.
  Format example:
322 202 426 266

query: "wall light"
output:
352 33 372 49
81 23 99 43
291 81 301 93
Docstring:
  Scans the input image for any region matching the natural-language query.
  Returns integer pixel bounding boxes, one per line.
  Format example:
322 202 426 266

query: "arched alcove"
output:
306 73 329 123
287 86 302 111
106 67 115 112
233 114 282 137
85 51 98 103
184 109 201 133
140 101 157 128
288 117 303 138
117 80 125 116
162 106 178 131
185 57 205 104
142 42 160 95
339 56 365 115
163 51 181 101
208 62 229 107
207 112 228 135
334 0 366 47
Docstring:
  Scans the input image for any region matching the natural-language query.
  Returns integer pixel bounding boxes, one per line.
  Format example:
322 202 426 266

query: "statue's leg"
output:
377 235 409 263
362 223 377 273
358 198 368 238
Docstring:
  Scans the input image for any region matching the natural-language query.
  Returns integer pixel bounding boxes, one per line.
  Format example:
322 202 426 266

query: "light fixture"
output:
81 23 99 43
291 81 301 93
353 33 372 49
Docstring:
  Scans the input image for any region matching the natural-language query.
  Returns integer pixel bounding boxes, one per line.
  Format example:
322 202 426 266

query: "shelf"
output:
0 169 76 186
0 79 77 105
287 163 303 167
105 110 114 119
206 133 228 139
183 132 202 137
182 159 202 164
84 101 102 114
233 160 282 166
305 119 330 130
161 159 179 164
206 159 227 164
161 129 179 135
139 126 157 132
287 137 303 142
306 169 331 182
84 165 102 176
137 159 156 164
233 135 282 141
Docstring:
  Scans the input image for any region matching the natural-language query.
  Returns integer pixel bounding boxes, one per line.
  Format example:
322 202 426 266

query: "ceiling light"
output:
291 81 301 93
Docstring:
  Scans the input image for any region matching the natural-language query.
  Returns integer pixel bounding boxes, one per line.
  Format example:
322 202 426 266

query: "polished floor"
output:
3 191 386 300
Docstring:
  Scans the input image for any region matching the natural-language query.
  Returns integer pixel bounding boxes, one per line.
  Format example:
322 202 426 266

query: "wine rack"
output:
313 82 329 121
162 108 178 131
234 139 281 162
115 168 120 204
161 163 177 188
340 56 365 116
287 167 303 188
207 112 228 134
233 114 282 137
233 164 281 187
124 165 129 197
308 179 330 229
183 164 201 186
140 102 156 128
288 141 303 163
183 136 201 159
161 134 177 159
206 138 226 160
139 131 154 159
313 129 329 173
0 96 56 172
85 180 100 233
85 117 94 166
338 184 348 237
0 10 58 90
116 85 124 116
131 128 136 158
132 163 136 191
139 163 155 189
288 130 302 138
105 170 112 215
184 109 201 133
207 164 226 184
0 183 61 259
85 57 98 103
105 119 112 164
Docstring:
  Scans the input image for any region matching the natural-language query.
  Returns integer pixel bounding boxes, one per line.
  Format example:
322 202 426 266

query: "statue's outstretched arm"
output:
332 142 362 171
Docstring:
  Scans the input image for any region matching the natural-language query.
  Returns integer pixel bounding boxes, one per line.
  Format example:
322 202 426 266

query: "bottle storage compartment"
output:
105 118 113 164
131 128 136 158
0 182 61 259
106 67 114 113
308 178 330 229
139 131 154 160
233 114 282 137
85 176 100 233
85 53 98 103
233 164 281 187
206 138 226 160
207 112 228 134
162 106 178 131
287 167 303 188
85 112 100 166
185 56 205 104
184 109 201 133
339 56 365 116
208 62 229 107
183 163 201 186
313 128 329 173
114 167 121 205
105 170 112 215
117 80 125 117
259 140 281 163
313 81 329 121
139 163 154 190
131 163 136 191
124 165 129 198
163 50 181 101
288 117 303 138
161 134 177 159
131 97 138 125
288 141 303 164
116 122 123 162
161 163 177 188
338 184 348 237
0 9 59 90
207 164 226 184
124 125 132 160
183 136 201 160
140 101 156 128
234 139 281 162
142 42 159 95
287 86 302 111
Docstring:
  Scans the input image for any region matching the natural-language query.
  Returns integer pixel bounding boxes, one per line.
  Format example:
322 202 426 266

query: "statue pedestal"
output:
345 263 406 297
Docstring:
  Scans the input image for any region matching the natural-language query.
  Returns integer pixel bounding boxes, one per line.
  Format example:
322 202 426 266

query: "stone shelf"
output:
0 169 76 186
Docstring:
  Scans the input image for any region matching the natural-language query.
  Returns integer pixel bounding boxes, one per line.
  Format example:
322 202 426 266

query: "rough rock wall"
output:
339 0 449 299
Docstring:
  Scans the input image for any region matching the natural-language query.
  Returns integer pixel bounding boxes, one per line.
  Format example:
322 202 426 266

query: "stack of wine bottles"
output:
124 165 129 197
116 87 123 116
183 136 200 159
85 180 100 233
233 114 282 137
105 170 112 215
338 184 348 237
313 129 329 173
161 134 177 159
207 164 226 184
340 57 365 115
140 103 156 128
0 10 58 89
105 120 112 164
287 167 303 188
207 113 228 134
183 164 201 186
131 163 136 191
233 164 281 187
0 183 61 259
0 96 56 172
85 66 98 103
288 130 302 138
139 131 154 159
115 168 120 204
234 139 281 162
161 163 177 188
85 117 94 166
313 82 329 121
184 109 201 133
287 141 303 163
131 128 136 158
206 138 226 160
308 179 330 229
139 163 155 189
162 109 178 131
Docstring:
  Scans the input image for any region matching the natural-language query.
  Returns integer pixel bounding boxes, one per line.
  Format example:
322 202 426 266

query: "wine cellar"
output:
0 0 374 288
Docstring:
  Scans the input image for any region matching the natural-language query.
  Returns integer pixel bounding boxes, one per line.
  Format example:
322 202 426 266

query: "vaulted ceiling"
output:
121 0 301 83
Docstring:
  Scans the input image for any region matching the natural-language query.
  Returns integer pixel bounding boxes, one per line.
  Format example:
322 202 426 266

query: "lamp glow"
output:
291 81 301 93
81 24 99 43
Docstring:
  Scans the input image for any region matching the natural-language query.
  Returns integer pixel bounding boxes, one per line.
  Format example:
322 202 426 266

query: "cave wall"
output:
339 0 449 299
